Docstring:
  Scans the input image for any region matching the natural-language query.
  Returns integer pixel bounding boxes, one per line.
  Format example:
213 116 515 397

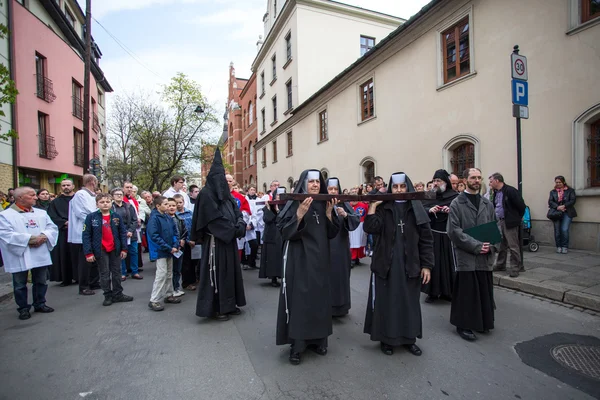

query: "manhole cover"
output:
551 344 600 380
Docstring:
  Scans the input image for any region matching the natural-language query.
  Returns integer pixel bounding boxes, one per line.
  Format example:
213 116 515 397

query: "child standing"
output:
167 197 187 297
173 194 196 291
82 193 133 306
147 196 181 311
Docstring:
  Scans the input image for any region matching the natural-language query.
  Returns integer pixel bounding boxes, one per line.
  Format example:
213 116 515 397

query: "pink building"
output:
11 0 112 192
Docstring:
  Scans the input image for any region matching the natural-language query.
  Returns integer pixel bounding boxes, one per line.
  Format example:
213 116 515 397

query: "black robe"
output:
276 201 340 347
421 189 458 298
259 206 282 279
329 205 360 316
364 202 434 346
47 194 75 283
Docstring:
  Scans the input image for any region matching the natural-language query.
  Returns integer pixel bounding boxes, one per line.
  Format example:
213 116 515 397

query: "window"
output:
287 131 293 156
73 129 84 166
589 120 600 187
321 169 329 181
249 102 254 125
286 80 293 111
38 112 48 158
65 7 76 28
272 140 278 163
249 141 255 165
262 147 267 167
261 108 266 133
272 96 277 123
582 0 600 23
360 79 374 121
360 35 375 56
92 139 98 159
285 32 292 62
361 159 375 183
35 53 54 102
98 90 104 106
260 72 265 95
272 54 277 82
319 109 328 142
243 110 247 130
72 80 83 120
450 143 475 176
287 177 294 189
442 17 470 84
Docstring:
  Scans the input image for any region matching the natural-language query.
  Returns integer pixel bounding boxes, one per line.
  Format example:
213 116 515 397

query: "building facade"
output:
239 71 258 188
0 1 14 191
255 0 600 250
12 0 112 192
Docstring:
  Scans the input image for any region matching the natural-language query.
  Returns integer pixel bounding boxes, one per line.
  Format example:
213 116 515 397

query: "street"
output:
0 255 599 400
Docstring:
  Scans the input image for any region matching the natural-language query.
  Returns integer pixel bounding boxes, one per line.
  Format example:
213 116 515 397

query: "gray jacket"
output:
447 193 499 272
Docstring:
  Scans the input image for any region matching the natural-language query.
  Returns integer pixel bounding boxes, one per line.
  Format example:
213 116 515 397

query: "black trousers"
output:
97 249 123 297
246 239 258 268
74 243 99 291
182 243 198 288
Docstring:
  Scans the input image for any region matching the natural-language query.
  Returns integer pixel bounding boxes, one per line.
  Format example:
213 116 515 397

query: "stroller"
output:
522 206 539 252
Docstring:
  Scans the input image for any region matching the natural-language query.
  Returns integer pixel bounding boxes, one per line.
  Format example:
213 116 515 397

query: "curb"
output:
0 282 13 303
492 272 600 312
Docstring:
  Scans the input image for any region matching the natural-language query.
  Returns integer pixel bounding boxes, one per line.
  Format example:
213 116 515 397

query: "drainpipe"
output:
7 0 18 188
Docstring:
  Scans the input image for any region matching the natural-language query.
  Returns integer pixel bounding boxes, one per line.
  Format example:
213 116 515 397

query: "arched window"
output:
249 141 254 165
573 103 600 193
243 147 247 168
243 110 247 130
249 101 254 125
321 168 329 181
442 135 480 178
249 175 254 185
359 156 376 184
263 182 267 193
287 176 294 190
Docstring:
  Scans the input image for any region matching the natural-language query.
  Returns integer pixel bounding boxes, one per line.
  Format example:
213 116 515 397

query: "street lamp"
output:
194 105 204 115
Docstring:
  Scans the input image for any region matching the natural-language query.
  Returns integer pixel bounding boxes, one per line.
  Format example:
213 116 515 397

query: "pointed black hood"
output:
386 171 429 226
205 148 230 202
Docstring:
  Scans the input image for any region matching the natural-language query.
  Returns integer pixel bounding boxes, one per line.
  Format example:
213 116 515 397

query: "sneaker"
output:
173 290 185 297
164 296 181 304
562 247 568 254
103 297 113 306
112 294 134 303
18 309 31 320
556 247 562 254
148 301 164 311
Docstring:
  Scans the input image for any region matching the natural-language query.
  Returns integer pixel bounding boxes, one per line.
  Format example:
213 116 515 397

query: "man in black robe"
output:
259 187 285 287
447 168 497 341
276 169 340 365
47 179 76 286
422 169 458 303
191 148 247 321
326 178 360 317
364 172 434 357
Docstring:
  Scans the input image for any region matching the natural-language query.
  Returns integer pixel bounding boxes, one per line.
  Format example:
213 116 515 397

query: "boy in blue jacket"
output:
82 193 133 306
147 196 181 311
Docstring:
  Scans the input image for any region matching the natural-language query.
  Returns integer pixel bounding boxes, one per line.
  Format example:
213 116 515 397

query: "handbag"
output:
547 208 563 221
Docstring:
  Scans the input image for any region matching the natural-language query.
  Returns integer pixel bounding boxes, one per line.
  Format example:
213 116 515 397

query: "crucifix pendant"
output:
398 219 405 234
313 211 320 224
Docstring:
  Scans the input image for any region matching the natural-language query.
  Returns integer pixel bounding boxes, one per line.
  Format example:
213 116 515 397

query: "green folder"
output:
463 221 502 244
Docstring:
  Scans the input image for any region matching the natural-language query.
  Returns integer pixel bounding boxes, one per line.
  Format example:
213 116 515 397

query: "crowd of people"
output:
0 153 578 366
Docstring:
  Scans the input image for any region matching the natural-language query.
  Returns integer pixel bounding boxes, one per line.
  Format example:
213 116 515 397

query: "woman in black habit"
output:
326 177 360 317
276 169 340 365
259 187 285 287
364 172 434 356
191 148 247 322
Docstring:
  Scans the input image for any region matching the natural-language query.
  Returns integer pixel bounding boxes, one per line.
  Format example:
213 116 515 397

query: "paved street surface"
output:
1 254 599 400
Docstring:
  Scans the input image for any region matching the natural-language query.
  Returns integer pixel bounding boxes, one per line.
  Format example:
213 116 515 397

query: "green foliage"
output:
0 24 19 141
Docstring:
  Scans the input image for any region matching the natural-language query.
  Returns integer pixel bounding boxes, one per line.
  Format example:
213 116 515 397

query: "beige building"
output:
255 0 600 251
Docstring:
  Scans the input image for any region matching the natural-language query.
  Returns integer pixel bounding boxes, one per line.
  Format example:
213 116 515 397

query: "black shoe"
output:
403 344 422 356
229 307 242 315
271 279 281 287
425 295 436 303
289 350 301 365
103 297 113 306
509 271 519 278
34 305 54 313
457 327 477 341
79 289 95 296
519 265 525 272
18 309 31 320
112 294 133 303
476 329 490 334
380 342 393 355
59 282 71 287
213 313 230 321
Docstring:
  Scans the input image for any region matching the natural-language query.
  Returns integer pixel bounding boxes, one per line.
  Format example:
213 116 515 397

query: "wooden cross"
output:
313 211 320 224
398 219 405 234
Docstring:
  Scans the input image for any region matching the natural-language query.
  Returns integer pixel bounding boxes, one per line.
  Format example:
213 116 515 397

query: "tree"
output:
0 24 18 141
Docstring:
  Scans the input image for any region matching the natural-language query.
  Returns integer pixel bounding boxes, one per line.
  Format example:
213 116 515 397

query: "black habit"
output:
276 170 340 352
191 149 247 317
258 206 283 279
363 173 434 346
47 194 76 284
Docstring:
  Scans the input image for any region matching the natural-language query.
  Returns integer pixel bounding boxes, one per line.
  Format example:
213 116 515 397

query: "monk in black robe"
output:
422 169 458 302
47 180 76 286
326 177 360 317
191 148 247 321
364 172 434 356
259 188 285 287
276 169 340 365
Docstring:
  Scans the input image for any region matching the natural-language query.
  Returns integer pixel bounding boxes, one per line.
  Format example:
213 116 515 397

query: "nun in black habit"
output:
276 169 340 365
259 187 285 287
421 169 459 302
191 148 247 321
363 172 434 356
326 177 360 317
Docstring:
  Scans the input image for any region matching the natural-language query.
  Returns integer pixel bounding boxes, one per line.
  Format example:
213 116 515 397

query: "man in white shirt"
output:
68 174 100 295
0 187 58 320
163 175 191 210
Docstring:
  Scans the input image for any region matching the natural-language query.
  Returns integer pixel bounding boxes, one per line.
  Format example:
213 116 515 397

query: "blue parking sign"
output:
512 80 528 106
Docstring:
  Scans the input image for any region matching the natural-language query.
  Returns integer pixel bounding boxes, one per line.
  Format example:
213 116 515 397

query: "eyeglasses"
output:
113 193 123 196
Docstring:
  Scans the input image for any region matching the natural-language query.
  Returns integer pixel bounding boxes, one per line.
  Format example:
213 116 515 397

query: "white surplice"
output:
67 188 97 244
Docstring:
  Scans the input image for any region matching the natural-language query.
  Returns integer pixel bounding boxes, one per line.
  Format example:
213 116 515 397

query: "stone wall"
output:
0 163 14 192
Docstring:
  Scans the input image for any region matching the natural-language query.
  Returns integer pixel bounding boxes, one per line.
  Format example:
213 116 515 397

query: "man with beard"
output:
276 170 340 365
191 149 247 321
327 178 360 317
422 169 459 303
447 168 498 341
47 179 76 286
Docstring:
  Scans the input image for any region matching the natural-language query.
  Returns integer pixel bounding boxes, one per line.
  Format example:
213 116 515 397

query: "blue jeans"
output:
12 266 49 311
172 255 183 291
553 214 572 248
121 239 139 276
366 234 374 252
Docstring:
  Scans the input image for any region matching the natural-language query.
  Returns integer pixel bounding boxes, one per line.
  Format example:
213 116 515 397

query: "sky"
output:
78 0 431 139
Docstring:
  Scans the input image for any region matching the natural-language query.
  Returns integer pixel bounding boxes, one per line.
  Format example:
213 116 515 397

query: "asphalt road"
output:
0 255 599 400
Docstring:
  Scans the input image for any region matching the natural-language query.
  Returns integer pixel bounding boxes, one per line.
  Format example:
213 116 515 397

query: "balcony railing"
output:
92 112 100 132
74 147 84 166
72 96 84 120
38 134 58 159
36 75 56 103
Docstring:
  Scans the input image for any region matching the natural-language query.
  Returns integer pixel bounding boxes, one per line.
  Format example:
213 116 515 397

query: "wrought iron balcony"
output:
74 147 84 167
92 112 100 132
72 97 84 120
38 134 59 159
36 75 56 103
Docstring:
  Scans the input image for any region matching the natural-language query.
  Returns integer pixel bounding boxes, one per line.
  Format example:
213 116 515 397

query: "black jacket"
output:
111 202 137 235
493 184 526 229
548 188 577 218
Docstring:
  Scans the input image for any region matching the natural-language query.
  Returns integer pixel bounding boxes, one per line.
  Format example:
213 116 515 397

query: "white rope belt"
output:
282 241 290 324
208 234 218 293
